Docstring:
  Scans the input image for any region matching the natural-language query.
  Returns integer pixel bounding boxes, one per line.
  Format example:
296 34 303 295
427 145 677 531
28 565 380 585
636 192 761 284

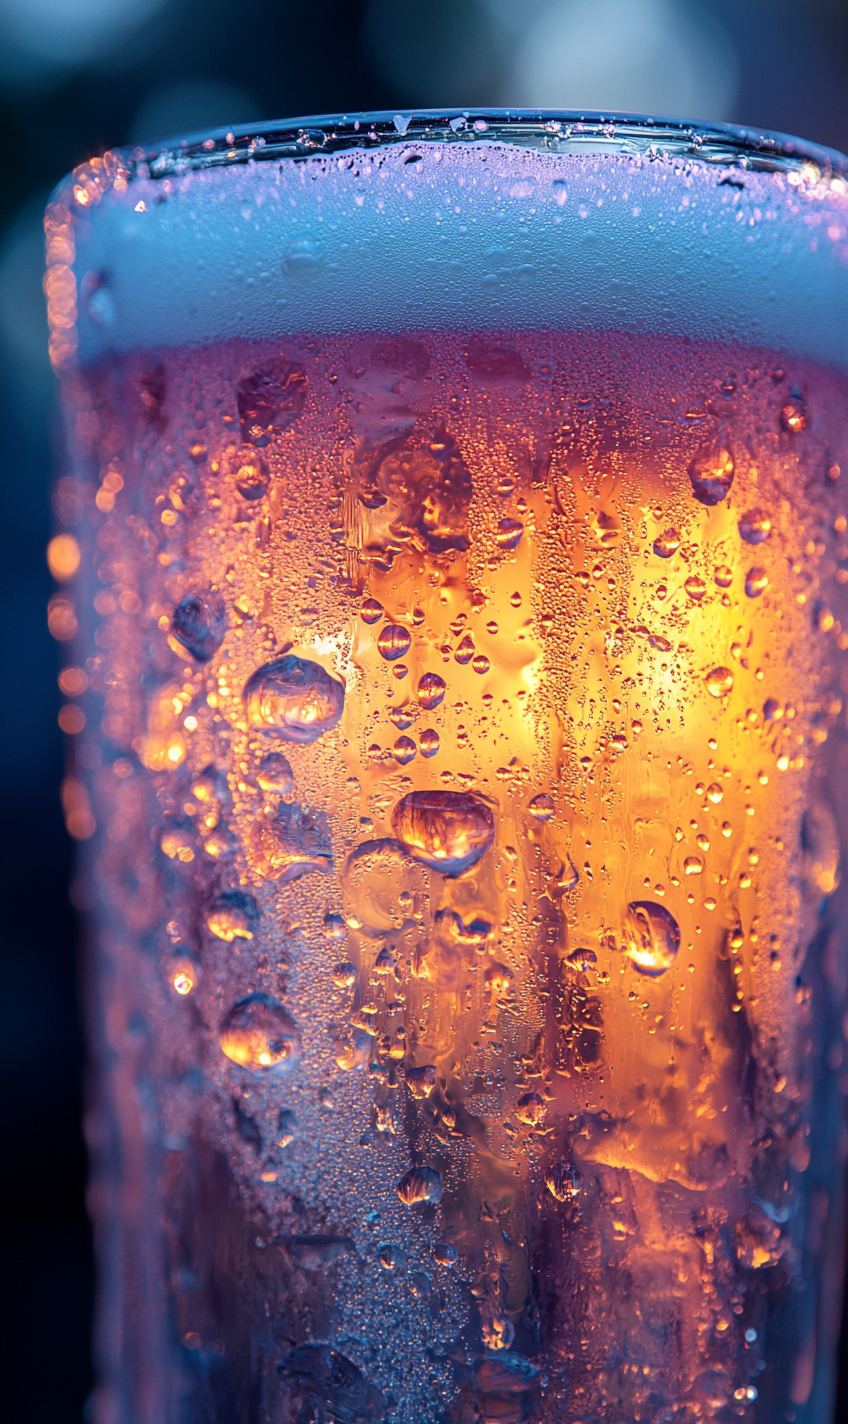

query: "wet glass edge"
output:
117 109 848 184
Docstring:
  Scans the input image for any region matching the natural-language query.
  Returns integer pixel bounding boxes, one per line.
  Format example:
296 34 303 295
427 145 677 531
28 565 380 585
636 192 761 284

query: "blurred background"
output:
1 1 846 1419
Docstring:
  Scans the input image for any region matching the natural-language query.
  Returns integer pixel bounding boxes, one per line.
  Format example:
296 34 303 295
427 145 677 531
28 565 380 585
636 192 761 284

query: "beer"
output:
47 116 848 1424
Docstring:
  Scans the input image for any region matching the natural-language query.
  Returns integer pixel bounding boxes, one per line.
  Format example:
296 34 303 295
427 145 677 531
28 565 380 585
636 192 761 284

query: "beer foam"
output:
70 140 848 369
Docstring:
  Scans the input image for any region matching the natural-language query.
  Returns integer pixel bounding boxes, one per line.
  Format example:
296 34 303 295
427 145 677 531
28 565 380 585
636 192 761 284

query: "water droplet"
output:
379 1242 406 1270
360 597 383 625
738 508 771 545
280 1235 354 1268
276 1107 297 1146
484 962 513 993
684 856 704 876
409 1270 432 1297
624 901 681 977
374 946 396 974
653 528 681 559
377 624 411 661
324 912 346 939
203 826 236 859
167 956 199 996
471 1354 540 1420
391 735 416 765
417 672 446 709
745 567 769 598
235 458 269 501
406 1064 437 1098
735 1206 784 1268
171 592 226 662
434 1241 458 1266
685 575 706 601
713 565 733 589
496 518 524 550
545 1159 583 1202
763 698 781 721
396 1164 443 1205
706 783 724 804
333 960 356 988
391 790 495 876
388 704 414 730
566 947 597 972
207 889 259 941
482 1315 515 1351
237 359 307 444
471 653 490 675
780 388 808 433
454 635 475 665
277 1345 386 1421
220 992 301 1071
283 236 326 281
528 792 554 821
243 655 345 742
392 663 408 681
688 438 735 506
256 752 295 795
160 827 194 862
419 728 440 758
706 666 734 698
252 801 332 883
515 1091 546 1126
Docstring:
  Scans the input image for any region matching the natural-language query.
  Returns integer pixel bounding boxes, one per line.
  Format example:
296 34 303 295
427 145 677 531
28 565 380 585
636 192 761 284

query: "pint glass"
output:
46 113 848 1424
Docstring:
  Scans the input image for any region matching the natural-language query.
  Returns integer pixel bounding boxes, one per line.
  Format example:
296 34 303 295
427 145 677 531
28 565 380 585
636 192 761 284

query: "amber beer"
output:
47 116 848 1424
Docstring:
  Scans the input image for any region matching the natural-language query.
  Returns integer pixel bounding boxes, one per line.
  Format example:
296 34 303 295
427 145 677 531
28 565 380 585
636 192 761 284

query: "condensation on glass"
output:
46 112 848 1424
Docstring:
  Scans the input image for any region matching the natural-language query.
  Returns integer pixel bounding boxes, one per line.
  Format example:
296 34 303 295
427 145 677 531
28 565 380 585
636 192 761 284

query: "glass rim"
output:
122 108 847 184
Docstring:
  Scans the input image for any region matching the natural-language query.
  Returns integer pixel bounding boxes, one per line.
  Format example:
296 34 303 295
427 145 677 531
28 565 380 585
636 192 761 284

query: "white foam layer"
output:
71 141 848 369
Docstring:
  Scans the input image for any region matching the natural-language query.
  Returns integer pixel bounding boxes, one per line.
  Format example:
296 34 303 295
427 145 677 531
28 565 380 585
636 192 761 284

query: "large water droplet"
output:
515 1091 546 1125
207 889 259 941
495 518 524 550
417 672 446 709
469 1353 540 1423
545 1159 583 1202
738 508 771 545
454 635 475 665
735 1206 784 1268
277 1345 387 1421
684 575 706 601
277 1107 297 1146
419 728 440 758
360 597 383 625
171 592 226 662
237 359 307 445
706 666 734 698
220 992 301 1071
252 801 332 883
392 735 416 765
688 438 735 506
745 567 769 598
780 388 808 433
433 1241 458 1266
279 1235 354 1269
243 655 344 742
234 457 269 501
396 1164 443 1205
391 790 495 876
256 752 295 795
406 1064 437 1098
528 792 554 821
653 528 681 558
624 901 681 977
377 624 412 661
